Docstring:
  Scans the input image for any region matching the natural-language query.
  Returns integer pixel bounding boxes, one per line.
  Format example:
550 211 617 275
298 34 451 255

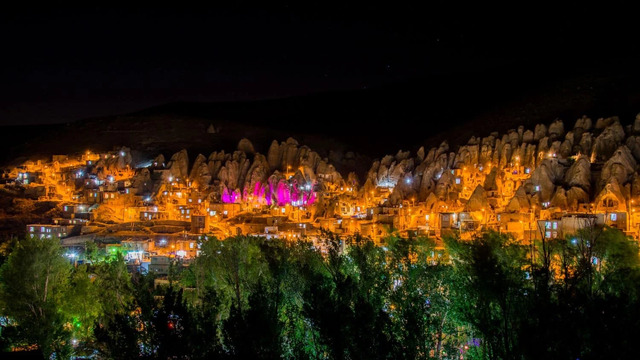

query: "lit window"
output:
41 227 45 232
455 178 461 184
545 231 551 238
210 211 216 216
525 168 530 174
545 222 551 230
224 210 229 215
190 242 194 249
29 227 34 232
552 222 557 230
611 213 617 221
534 185 540 191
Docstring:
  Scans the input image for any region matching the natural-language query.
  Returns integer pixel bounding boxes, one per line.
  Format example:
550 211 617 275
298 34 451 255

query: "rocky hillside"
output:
363 114 640 210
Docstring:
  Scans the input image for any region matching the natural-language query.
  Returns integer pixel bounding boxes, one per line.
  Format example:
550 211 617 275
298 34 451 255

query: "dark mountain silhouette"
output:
2 57 640 178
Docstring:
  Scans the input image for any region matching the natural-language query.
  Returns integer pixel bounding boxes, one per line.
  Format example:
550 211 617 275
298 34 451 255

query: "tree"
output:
195 236 267 313
446 231 529 359
94 252 134 318
63 264 101 349
0 237 73 358
223 281 282 359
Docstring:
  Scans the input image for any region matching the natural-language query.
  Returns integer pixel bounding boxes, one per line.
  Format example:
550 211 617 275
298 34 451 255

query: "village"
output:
4 115 640 273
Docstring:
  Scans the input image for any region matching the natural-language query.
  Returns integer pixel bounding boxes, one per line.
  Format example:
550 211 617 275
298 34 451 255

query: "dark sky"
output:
1 3 637 125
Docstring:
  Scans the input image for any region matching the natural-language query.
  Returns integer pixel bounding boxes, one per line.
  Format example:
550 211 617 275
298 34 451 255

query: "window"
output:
610 213 617 221
525 168 530 174
534 185 540 191
545 222 551 230
41 227 45 232
29 227 34 232
455 178 461 184
190 242 194 249
552 222 558 230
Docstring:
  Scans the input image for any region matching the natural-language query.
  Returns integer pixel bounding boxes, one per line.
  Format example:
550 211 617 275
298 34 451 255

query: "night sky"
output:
1 4 638 125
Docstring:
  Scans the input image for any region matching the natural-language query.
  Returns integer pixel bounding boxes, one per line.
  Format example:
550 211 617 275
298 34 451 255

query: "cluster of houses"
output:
5 116 640 272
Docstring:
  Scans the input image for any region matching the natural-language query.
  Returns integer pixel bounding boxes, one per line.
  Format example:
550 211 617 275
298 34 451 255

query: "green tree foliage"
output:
2 229 640 359
0 237 73 358
447 231 529 359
